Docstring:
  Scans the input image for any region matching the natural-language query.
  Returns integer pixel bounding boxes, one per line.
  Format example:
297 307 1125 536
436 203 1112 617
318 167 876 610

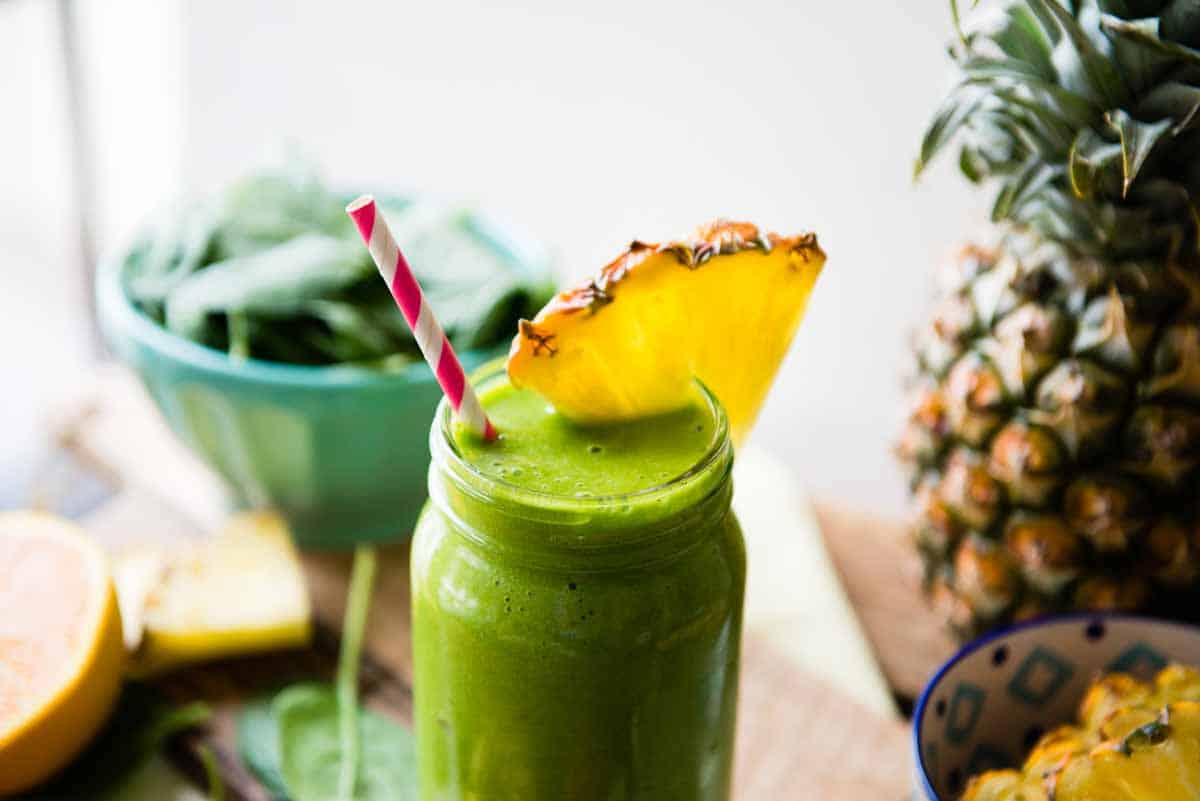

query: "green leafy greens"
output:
123 166 554 367
273 684 417 801
237 547 417 801
236 697 292 801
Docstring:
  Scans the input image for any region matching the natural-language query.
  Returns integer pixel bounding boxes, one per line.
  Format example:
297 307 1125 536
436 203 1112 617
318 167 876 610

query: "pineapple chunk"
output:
507 220 824 444
1055 707 1200 800
961 770 1048 801
113 511 311 675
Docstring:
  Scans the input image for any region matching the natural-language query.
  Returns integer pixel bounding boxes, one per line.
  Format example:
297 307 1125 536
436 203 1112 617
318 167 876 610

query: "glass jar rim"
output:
431 359 732 511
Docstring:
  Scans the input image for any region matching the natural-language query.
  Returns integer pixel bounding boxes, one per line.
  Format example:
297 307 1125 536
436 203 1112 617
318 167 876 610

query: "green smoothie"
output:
411 365 745 801
456 381 717 496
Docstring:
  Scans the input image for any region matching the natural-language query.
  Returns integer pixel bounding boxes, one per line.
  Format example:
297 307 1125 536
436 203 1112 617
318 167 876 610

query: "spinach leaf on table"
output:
272 684 417 801
236 697 292 801
238 547 417 801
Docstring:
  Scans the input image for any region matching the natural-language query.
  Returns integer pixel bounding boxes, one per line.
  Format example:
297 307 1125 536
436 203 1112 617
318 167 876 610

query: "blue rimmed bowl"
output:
913 614 1200 800
96 203 553 549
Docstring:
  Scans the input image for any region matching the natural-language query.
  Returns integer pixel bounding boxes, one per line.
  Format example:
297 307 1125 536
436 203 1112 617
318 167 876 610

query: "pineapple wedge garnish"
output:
507 220 824 444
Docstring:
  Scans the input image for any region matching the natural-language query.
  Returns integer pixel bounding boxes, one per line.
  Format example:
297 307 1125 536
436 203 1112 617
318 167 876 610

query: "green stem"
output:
199 745 226 801
336 546 377 800
143 701 212 752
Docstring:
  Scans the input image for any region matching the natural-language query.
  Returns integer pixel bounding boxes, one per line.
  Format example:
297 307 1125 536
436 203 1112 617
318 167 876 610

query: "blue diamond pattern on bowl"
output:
1108 642 1169 678
1007 646 1074 706
945 682 986 744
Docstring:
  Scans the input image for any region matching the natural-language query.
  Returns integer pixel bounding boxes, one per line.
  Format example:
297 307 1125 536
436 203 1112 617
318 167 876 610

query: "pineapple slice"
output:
113 511 311 675
506 220 824 444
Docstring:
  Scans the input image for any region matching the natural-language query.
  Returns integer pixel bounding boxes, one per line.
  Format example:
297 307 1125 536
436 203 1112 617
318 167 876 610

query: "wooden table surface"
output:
58 368 958 800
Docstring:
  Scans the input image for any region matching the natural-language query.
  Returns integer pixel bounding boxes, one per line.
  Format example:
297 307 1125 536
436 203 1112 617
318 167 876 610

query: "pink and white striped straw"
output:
346 195 497 441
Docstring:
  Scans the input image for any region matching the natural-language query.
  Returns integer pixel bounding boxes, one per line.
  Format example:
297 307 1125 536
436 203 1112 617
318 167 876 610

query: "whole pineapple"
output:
963 664 1200 801
900 0 1200 638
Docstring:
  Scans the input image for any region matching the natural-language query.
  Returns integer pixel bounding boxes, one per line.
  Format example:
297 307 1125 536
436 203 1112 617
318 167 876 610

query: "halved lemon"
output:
0 512 125 796
507 220 825 443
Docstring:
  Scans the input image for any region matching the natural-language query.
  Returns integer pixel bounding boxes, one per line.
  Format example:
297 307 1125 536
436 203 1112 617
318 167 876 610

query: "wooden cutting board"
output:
46 367 955 800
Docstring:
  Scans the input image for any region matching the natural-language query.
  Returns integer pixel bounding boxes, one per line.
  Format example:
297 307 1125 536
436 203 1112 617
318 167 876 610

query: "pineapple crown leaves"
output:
922 0 1200 261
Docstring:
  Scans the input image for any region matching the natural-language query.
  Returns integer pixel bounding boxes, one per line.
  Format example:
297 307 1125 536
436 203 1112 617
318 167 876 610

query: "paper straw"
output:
346 195 497 441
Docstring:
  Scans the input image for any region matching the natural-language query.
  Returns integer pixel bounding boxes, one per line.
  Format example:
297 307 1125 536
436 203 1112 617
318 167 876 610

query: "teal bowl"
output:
96 207 553 549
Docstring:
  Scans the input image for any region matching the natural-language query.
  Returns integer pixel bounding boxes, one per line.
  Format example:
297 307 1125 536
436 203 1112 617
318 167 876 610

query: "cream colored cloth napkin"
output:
734 446 894 716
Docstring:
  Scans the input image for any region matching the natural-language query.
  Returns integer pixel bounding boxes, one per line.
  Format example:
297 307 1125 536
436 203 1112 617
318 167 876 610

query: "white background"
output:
2 0 983 516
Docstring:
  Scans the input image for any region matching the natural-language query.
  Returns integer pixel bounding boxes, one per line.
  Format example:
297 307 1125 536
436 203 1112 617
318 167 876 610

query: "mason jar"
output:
411 368 745 801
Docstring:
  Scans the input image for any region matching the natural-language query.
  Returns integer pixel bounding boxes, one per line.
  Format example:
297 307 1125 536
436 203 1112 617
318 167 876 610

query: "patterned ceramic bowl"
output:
913 614 1200 800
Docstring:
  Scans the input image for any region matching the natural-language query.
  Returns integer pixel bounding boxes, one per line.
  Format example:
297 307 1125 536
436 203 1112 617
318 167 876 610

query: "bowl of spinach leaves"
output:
96 167 555 548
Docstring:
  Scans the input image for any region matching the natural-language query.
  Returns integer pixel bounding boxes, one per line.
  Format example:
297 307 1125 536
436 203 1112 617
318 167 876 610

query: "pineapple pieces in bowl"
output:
913 615 1200 801
964 665 1200 801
